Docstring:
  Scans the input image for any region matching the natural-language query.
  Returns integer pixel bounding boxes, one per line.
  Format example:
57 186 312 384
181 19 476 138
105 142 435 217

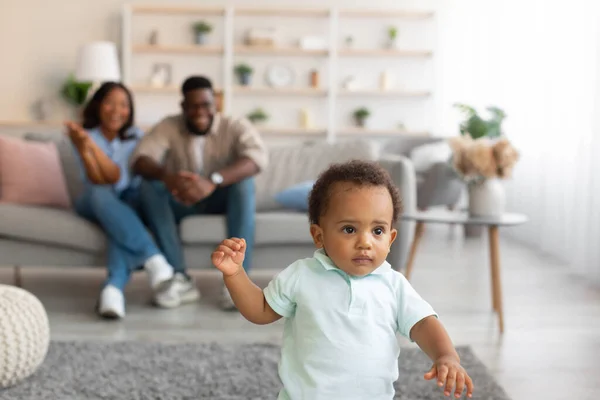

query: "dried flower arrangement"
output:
448 135 520 183
448 103 520 183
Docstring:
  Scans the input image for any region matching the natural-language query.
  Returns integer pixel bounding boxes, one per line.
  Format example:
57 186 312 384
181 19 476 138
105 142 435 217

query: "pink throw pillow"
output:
0 135 71 209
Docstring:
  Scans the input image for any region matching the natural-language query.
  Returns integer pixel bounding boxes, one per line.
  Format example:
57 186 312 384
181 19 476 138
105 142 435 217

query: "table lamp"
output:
74 41 121 100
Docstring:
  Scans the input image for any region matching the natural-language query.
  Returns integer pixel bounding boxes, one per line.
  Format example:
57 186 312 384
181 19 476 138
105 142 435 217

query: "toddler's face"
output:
310 182 397 276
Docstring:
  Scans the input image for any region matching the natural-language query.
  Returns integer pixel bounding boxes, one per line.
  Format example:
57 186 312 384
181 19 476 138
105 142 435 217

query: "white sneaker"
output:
219 284 237 311
98 285 125 319
153 273 200 309
144 254 174 289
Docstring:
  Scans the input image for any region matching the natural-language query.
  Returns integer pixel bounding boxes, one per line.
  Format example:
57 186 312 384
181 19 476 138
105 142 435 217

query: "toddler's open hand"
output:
424 355 474 398
211 238 246 277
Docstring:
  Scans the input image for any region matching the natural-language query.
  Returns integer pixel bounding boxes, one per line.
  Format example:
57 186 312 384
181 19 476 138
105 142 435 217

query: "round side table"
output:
401 210 528 334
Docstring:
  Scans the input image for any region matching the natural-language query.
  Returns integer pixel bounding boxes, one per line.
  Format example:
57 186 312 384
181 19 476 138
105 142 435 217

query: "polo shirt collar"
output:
313 248 392 276
314 248 338 272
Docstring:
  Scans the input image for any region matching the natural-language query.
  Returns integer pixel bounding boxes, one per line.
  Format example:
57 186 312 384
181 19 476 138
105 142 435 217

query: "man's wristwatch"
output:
210 172 224 187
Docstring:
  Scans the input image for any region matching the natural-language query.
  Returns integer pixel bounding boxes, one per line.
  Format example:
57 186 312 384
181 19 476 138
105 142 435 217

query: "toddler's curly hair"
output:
308 159 403 225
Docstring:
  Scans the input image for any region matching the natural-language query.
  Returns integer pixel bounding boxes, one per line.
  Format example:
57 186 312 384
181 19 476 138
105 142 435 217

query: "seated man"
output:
131 75 268 310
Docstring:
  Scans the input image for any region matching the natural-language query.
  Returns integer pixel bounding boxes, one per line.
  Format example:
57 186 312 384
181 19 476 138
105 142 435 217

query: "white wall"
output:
0 0 125 121
0 0 447 135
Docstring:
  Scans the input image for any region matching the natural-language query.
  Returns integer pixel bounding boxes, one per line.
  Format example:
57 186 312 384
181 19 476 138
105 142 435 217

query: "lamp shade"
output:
75 41 121 82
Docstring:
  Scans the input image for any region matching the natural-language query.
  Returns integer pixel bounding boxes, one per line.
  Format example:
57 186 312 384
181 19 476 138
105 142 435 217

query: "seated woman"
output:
66 82 189 319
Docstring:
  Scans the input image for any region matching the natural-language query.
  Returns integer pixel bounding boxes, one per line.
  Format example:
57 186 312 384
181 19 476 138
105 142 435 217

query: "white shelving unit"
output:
121 4 435 141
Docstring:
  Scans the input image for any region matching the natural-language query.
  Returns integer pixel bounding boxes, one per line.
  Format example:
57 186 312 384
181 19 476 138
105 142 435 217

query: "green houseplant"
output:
247 108 268 124
453 103 506 139
234 63 253 86
353 107 370 127
192 21 212 45
61 74 92 112
387 26 398 48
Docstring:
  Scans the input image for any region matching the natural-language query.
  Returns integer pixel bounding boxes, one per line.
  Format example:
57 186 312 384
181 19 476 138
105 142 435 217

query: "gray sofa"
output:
381 136 464 210
0 133 418 279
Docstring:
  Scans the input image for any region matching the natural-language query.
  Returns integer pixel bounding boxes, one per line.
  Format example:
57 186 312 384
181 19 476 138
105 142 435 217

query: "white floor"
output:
1 224 598 400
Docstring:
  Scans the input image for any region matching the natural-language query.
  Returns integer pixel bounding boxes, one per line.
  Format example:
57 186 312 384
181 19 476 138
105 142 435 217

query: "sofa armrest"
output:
378 154 417 272
417 161 465 210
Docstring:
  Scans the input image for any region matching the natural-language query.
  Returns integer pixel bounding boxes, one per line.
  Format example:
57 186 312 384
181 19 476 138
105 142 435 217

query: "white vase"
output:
468 179 506 217
195 32 206 45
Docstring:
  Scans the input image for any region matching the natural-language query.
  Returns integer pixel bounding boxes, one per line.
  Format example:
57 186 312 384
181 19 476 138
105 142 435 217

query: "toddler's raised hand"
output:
211 238 246 277
424 355 474 398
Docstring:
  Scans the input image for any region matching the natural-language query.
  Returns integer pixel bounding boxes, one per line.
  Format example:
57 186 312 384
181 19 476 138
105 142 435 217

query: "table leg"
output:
14 265 22 288
488 225 504 333
404 221 425 281
490 247 498 312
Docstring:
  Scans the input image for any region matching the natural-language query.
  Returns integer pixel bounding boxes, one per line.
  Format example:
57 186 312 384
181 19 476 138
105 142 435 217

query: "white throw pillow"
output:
409 141 452 173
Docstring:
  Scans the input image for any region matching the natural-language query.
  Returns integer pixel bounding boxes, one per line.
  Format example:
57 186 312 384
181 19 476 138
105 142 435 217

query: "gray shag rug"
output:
0 341 511 400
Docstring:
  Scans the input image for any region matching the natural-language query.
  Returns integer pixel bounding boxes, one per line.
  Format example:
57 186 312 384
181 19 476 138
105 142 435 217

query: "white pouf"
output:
0 284 50 388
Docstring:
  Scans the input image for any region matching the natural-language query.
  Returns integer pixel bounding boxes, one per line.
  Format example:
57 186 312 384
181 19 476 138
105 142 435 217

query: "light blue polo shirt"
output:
72 126 144 195
264 248 437 400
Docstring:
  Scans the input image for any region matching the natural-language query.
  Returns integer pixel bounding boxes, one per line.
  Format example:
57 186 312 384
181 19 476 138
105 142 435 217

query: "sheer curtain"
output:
435 0 600 284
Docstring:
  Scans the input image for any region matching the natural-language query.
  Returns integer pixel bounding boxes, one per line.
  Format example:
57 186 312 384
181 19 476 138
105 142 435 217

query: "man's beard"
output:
186 118 212 136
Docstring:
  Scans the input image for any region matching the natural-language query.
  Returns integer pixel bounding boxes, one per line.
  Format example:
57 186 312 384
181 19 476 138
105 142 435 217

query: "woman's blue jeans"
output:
74 185 160 291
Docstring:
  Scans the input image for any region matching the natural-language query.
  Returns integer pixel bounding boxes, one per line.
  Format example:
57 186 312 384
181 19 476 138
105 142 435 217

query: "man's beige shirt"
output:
130 113 268 176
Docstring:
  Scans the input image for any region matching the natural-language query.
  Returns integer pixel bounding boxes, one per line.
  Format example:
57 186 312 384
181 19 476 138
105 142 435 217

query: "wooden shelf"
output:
337 127 429 136
133 45 223 54
258 126 327 135
131 5 225 15
339 9 434 19
235 7 329 17
339 89 431 97
234 86 327 96
338 48 432 57
132 85 224 95
235 45 328 56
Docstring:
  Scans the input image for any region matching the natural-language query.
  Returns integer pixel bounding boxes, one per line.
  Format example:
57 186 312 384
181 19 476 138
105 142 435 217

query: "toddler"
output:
212 160 474 400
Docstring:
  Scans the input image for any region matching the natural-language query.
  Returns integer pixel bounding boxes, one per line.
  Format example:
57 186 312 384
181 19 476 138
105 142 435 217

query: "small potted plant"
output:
345 35 354 48
247 108 269 125
387 26 398 48
353 107 370 127
192 21 212 45
234 63 253 86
